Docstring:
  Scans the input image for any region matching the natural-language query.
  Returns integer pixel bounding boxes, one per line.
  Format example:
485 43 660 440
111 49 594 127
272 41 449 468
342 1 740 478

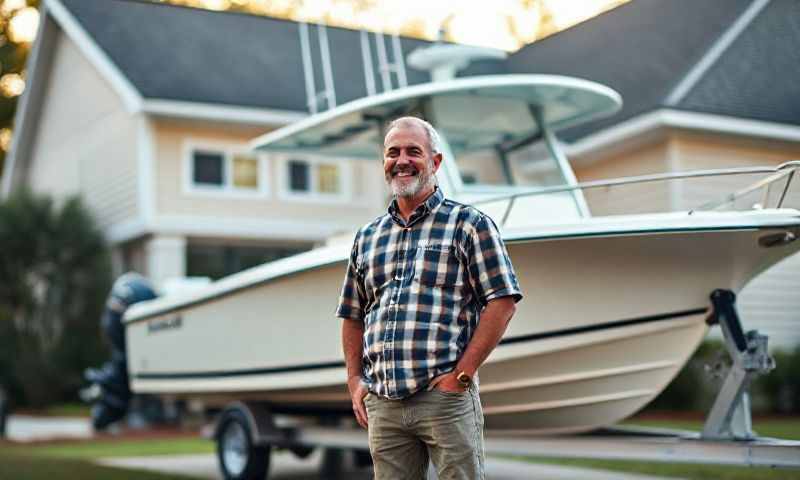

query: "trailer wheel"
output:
216 409 270 480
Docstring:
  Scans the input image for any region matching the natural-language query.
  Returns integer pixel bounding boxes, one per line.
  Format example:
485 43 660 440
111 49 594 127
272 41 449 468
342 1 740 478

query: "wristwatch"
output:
456 371 472 387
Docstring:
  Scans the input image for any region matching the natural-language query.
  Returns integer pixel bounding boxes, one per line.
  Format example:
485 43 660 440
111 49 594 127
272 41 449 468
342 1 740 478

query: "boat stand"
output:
702 289 775 440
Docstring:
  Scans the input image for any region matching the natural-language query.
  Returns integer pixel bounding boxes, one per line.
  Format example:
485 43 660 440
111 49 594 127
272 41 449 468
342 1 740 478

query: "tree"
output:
0 0 40 177
0 189 111 407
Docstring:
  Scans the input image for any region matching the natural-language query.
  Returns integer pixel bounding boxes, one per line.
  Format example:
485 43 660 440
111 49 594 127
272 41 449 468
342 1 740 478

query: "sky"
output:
280 0 628 50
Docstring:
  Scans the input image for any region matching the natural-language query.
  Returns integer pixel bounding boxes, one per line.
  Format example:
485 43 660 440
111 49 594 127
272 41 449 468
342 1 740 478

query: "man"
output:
336 116 522 479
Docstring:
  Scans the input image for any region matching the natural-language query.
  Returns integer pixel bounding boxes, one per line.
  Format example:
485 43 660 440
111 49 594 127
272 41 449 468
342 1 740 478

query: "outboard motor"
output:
81 272 157 430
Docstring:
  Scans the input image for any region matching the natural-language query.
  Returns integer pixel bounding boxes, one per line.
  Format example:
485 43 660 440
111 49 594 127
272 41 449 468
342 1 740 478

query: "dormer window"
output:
185 141 268 196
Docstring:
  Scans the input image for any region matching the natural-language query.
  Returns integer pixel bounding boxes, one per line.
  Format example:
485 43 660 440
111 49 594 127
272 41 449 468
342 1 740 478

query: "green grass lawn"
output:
0 446 206 480
623 415 800 441
16 403 93 418
41 403 93 418
11 436 215 459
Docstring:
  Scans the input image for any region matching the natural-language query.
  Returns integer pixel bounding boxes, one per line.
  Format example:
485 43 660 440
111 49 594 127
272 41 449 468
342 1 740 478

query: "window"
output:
193 150 225 186
317 164 340 193
186 142 268 196
289 160 310 192
454 137 563 188
232 154 259 189
283 158 346 199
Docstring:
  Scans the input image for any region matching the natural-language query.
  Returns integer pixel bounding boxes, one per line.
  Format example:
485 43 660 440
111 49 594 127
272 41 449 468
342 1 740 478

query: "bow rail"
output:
468 161 800 227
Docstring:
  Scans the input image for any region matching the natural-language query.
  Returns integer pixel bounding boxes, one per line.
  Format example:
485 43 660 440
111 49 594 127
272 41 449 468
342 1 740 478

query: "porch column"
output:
145 235 186 291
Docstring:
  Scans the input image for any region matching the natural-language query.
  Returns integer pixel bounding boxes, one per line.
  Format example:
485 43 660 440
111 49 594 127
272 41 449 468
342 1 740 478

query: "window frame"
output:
278 154 351 203
183 139 270 198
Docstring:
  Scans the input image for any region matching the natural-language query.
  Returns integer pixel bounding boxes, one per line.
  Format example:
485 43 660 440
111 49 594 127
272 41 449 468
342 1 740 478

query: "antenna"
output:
299 22 337 114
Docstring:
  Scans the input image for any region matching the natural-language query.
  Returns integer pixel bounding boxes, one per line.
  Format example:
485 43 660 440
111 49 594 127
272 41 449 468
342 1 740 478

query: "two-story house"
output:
1 0 443 287
3 0 799 347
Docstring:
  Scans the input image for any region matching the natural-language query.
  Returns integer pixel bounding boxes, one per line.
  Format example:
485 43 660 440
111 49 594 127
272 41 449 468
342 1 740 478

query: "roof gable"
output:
676 0 800 125
505 0 800 141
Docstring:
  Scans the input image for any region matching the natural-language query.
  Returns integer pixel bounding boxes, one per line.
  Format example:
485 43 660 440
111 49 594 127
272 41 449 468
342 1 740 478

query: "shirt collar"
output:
388 187 444 227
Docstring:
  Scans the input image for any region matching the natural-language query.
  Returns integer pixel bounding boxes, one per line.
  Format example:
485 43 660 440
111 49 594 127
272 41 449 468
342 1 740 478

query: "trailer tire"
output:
216 409 270 480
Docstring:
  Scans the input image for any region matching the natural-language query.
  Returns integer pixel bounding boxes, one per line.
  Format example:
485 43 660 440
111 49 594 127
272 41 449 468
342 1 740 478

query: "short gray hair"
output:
385 116 441 156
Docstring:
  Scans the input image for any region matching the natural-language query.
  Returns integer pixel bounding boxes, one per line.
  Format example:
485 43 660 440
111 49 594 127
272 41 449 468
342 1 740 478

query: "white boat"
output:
123 75 800 434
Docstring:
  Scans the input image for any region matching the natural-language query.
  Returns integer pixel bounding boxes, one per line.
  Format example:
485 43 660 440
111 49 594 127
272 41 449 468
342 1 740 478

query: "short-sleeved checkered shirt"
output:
336 188 523 399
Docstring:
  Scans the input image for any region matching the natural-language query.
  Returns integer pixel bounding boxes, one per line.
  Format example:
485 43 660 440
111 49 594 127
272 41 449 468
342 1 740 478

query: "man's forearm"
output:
456 296 516 376
342 317 369 428
342 317 365 379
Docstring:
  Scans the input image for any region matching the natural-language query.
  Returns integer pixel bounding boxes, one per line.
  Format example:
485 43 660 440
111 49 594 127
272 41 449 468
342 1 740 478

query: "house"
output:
503 0 800 349
2 0 798 346
1 0 436 286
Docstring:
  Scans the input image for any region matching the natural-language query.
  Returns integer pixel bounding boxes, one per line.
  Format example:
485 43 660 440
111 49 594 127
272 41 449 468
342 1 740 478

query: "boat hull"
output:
126 222 799 433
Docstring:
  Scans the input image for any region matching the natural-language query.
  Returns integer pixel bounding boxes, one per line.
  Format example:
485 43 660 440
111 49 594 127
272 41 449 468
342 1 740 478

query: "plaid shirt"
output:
336 188 522 399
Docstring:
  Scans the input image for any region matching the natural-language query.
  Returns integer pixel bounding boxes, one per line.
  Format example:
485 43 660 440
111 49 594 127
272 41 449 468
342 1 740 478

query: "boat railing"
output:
469 161 800 227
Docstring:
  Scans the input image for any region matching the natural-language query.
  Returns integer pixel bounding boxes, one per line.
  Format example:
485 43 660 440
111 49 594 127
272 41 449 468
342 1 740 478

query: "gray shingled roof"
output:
58 0 799 139
506 0 800 140
677 0 800 125
60 0 433 112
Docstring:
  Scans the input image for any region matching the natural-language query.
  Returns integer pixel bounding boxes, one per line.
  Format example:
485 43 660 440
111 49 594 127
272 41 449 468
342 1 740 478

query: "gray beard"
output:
389 170 433 198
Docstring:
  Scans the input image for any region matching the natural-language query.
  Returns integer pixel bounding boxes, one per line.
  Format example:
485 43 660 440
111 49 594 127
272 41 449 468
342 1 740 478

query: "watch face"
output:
457 372 471 384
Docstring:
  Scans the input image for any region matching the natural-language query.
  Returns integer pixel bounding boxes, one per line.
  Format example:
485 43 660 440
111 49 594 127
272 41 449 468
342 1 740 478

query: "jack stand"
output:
702 289 775 440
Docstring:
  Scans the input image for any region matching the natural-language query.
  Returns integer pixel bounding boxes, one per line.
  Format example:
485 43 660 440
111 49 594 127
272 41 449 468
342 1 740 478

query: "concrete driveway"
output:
5 415 679 479
4 414 93 442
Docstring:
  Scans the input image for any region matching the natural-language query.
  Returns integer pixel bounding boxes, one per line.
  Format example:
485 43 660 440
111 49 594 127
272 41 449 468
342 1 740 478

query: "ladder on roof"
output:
299 23 410 114
360 30 408 96
299 22 337 114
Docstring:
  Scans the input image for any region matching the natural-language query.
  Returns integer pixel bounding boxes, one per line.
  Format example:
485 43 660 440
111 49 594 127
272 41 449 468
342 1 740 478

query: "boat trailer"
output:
211 289 799 479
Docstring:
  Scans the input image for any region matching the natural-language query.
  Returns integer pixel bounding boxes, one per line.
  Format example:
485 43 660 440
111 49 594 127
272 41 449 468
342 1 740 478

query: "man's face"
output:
383 124 441 198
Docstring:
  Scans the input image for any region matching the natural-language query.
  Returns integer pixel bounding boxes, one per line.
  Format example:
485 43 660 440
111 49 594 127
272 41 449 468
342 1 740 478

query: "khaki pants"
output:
364 384 485 480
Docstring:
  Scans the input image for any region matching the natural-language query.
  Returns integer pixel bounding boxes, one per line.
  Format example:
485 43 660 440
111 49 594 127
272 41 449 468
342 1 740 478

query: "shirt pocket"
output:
413 242 463 288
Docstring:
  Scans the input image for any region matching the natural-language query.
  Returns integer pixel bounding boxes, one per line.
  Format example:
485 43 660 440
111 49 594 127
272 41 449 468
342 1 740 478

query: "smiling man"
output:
336 116 522 479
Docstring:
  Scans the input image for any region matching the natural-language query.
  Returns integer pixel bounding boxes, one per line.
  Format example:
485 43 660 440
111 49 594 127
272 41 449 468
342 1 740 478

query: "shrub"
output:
647 339 800 415
755 345 800 414
646 339 724 412
0 189 111 407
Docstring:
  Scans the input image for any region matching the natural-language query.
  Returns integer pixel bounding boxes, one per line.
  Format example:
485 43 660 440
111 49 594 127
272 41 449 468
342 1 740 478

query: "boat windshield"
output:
429 94 565 189
449 134 562 188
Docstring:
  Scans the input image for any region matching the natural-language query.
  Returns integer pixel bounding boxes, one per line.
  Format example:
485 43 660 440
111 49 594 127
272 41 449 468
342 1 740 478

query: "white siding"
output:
738 253 800 350
150 119 386 241
673 133 800 350
26 30 139 230
574 141 672 216
573 131 800 350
